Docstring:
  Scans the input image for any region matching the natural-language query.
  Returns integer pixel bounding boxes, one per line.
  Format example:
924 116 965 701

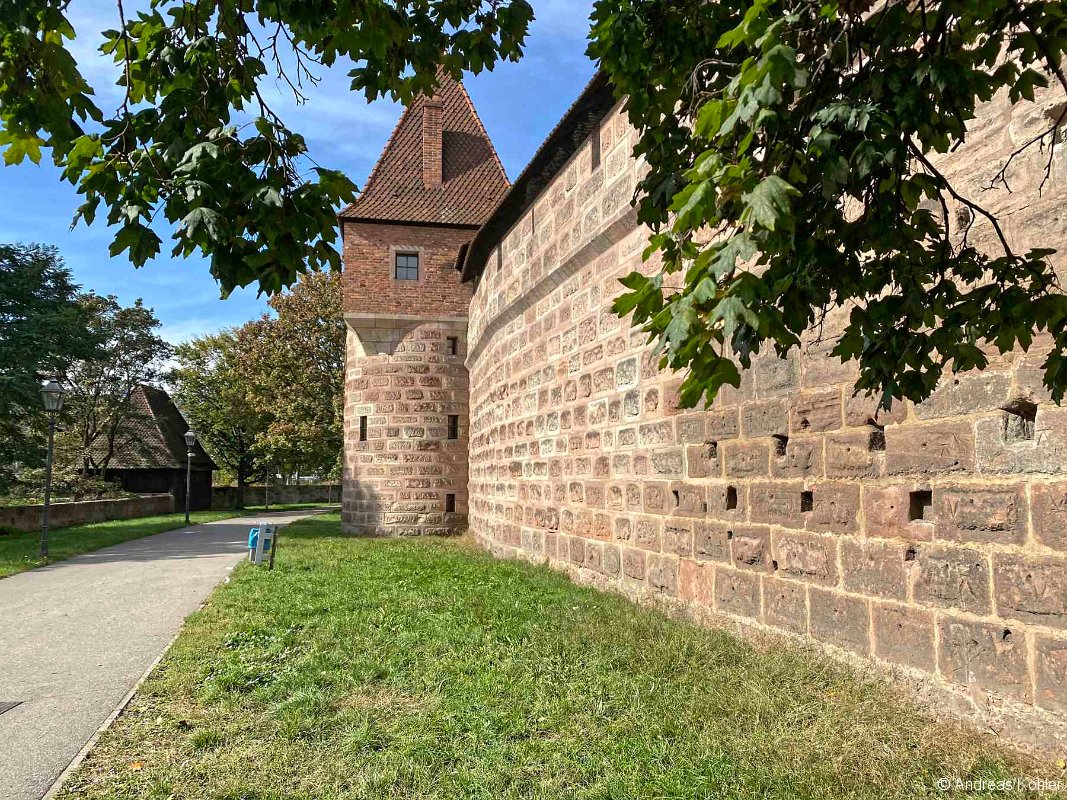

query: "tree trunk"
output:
235 472 247 509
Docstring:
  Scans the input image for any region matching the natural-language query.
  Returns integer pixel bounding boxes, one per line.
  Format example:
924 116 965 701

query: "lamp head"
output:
183 430 196 449
40 378 65 413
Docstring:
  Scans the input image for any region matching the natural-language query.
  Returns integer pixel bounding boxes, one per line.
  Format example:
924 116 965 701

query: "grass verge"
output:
59 514 1055 799
0 510 240 579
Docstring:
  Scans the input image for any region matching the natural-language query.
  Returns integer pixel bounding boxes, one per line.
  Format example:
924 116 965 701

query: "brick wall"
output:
341 221 473 317
465 89 1067 753
341 219 472 536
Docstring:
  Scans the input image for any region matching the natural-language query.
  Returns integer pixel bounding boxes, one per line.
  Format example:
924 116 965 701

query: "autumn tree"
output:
238 271 344 481
64 294 171 478
171 331 267 507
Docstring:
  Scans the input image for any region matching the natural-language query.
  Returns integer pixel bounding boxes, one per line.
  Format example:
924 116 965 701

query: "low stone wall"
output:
211 483 342 509
0 494 174 534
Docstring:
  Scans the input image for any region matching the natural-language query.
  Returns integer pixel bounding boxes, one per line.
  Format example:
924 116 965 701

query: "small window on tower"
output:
446 493 456 513
447 336 458 355
448 415 459 440
394 252 419 281
359 416 368 442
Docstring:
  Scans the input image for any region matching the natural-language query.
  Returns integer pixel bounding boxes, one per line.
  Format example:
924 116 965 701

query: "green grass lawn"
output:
0 510 240 579
59 513 1054 799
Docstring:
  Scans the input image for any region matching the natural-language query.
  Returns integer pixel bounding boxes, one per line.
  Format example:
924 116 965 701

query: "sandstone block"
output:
993 554 1067 629
1035 634 1067 714
1032 482 1067 551
679 559 715 606
686 443 721 479
648 555 679 595
975 407 1067 474
841 538 909 600
807 482 860 534
872 603 935 672
844 393 907 428
694 521 731 562
885 421 976 475
623 548 646 580
742 400 788 438
771 436 823 479
933 484 1026 545
763 577 808 634
863 484 933 541
825 429 883 478
663 518 695 557
914 545 991 614
772 531 838 586
938 617 1031 703
724 441 770 478
730 526 773 573
749 482 804 527
714 567 761 618
809 588 870 654
914 370 1012 420
789 390 842 433
706 409 740 440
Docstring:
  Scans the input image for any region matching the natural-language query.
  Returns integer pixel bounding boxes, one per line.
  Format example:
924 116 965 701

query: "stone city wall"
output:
465 90 1067 752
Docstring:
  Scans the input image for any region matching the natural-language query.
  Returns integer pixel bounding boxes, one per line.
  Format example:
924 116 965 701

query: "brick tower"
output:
339 76 508 535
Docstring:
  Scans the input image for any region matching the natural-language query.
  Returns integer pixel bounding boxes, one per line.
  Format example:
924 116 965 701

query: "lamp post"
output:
183 429 196 525
39 378 66 559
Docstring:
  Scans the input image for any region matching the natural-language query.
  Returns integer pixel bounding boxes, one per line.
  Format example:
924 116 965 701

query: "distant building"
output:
104 385 217 511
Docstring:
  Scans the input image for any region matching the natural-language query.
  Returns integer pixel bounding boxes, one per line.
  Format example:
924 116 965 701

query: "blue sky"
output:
0 1 596 345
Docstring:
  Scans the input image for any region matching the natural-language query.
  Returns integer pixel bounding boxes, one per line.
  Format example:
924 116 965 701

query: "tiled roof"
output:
339 75 509 227
106 385 217 472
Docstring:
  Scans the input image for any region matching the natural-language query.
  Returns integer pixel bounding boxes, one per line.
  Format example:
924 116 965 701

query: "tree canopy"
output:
0 0 532 295
4 0 1067 405
592 0 1067 407
0 244 99 490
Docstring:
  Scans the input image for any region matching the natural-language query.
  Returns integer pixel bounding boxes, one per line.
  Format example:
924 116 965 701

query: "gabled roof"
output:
339 74 509 227
107 385 217 472
458 70 617 282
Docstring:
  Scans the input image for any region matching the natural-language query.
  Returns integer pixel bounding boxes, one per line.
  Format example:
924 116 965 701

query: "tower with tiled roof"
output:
339 75 507 536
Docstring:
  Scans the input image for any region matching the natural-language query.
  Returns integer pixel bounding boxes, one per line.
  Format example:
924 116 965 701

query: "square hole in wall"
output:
909 490 933 521
445 493 456 513
726 486 738 510
800 491 814 512
447 336 458 356
1002 399 1037 442
359 415 368 442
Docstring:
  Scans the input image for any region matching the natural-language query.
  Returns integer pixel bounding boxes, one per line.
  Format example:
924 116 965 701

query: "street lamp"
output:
39 378 66 559
183 429 196 525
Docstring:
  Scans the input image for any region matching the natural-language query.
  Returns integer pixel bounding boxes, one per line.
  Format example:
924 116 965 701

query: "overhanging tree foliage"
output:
591 0 1067 407
0 0 533 295
5 0 1067 405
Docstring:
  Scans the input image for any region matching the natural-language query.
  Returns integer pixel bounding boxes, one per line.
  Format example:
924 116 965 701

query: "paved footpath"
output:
0 509 324 800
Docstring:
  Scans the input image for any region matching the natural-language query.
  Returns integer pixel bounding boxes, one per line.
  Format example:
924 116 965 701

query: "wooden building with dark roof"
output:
105 385 217 511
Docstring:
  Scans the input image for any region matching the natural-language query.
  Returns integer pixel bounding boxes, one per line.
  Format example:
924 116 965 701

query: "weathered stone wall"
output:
342 315 469 535
341 219 473 536
210 483 341 509
0 493 174 533
466 91 1067 752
